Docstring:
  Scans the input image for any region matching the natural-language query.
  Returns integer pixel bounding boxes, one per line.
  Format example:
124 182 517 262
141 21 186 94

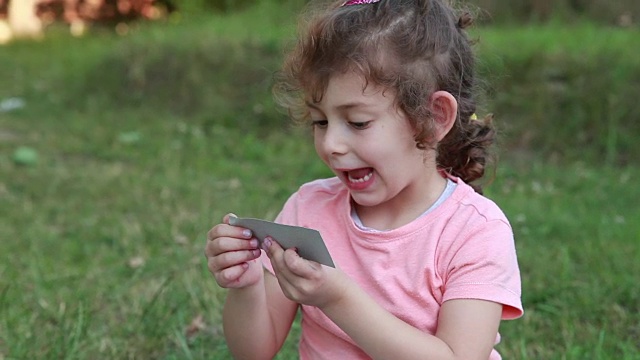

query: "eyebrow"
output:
305 101 371 112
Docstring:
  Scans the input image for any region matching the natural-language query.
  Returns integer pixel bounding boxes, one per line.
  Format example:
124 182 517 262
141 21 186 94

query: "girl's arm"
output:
322 281 502 360
223 268 299 360
265 240 502 360
206 214 299 359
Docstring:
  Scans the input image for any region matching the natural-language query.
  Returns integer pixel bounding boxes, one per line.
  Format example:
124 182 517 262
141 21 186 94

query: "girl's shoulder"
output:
279 177 348 214
277 177 349 226
296 177 346 199
448 178 510 225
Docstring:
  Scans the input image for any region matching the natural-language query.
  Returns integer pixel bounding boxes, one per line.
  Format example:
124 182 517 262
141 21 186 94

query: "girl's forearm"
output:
222 270 298 360
320 281 455 360
222 277 280 360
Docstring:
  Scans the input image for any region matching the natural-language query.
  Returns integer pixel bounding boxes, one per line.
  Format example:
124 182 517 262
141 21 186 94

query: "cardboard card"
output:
229 216 335 268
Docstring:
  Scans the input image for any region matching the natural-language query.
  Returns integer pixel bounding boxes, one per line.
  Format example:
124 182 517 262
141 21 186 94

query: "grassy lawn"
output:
1 4 639 359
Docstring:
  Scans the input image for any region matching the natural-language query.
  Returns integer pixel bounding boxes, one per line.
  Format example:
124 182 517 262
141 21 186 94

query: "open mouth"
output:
346 168 374 184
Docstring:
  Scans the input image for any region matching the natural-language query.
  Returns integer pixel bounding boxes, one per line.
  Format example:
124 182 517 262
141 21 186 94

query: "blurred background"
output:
0 0 638 359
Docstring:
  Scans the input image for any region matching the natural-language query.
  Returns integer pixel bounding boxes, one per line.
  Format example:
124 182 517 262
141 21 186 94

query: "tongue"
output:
349 168 372 180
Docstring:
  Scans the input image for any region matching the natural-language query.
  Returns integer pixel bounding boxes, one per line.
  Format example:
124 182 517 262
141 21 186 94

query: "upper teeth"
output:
348 171 373 183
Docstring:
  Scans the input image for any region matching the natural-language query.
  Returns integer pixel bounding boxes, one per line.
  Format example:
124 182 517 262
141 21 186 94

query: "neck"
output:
354 168 447 231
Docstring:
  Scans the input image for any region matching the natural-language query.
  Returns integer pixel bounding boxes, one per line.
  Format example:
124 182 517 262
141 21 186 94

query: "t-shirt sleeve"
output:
440 219 523 320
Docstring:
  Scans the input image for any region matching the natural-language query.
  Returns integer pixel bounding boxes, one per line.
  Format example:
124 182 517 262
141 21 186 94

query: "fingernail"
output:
262 237 272 250
243 229 252 238
250 239 259 248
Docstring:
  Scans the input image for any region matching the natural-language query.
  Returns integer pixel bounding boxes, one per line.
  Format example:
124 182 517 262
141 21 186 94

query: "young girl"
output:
205 0 523 358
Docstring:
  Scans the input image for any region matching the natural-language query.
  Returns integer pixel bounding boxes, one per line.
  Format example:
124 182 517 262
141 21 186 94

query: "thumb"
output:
222 213 238 225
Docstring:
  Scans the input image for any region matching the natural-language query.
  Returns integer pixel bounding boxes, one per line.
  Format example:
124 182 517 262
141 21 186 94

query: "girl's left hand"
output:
263 236 348 309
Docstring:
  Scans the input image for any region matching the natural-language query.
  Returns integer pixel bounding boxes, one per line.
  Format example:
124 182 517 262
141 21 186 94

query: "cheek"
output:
313 134 327 161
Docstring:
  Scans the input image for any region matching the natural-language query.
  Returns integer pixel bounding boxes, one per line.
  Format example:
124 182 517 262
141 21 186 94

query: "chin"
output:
350 194 384 208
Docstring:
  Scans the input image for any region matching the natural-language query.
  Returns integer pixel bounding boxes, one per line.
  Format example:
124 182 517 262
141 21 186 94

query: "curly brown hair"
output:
273 0 496 192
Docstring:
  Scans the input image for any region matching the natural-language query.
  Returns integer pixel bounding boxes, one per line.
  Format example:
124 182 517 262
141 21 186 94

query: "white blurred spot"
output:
0 20 12 44
128 256 145 269
70 20 86 37
0 97 26 112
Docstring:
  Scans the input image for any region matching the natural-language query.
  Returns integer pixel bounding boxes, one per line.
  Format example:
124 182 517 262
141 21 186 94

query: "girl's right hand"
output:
205 213 263 289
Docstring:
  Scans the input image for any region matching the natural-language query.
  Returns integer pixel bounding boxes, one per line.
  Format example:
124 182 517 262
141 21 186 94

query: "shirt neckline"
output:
350 178 458 233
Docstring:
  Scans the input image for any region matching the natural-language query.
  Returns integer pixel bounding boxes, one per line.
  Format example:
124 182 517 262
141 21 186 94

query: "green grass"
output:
488 163 640 358
1 4 639 359
474 22 640 166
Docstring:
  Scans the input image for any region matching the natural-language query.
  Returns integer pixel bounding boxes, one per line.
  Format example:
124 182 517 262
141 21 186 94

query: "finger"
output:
264 237 318 276
207 222 253 242
208 249 262 273
263 237 291 276
211 235 259 254
263 236 283 261
262 239 298 297
283 248 321 277
222 213 237 225
214 262 251 286
205 236 258 259
265 241 312 297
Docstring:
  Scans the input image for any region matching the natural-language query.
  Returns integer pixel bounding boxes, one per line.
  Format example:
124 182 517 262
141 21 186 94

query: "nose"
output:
319 123 349 156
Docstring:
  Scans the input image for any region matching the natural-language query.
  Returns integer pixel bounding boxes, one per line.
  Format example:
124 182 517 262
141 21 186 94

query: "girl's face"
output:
308 72 445 224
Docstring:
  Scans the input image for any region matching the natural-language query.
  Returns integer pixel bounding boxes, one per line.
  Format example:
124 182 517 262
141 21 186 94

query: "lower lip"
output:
345 171 375 191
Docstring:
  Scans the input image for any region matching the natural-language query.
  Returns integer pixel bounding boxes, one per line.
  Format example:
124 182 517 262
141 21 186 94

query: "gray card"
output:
229 216 335 268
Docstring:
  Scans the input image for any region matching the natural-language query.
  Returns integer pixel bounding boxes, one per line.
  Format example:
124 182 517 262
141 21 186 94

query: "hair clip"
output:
470 113 479 121
342 0 381 6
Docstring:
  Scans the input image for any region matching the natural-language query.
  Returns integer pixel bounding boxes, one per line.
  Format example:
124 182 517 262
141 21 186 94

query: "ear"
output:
429 91 458 141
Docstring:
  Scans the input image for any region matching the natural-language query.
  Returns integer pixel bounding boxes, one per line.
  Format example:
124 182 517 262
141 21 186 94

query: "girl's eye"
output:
311 120 328 129
349 121 371 130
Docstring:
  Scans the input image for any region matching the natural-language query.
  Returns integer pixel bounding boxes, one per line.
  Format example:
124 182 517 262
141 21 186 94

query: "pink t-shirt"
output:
262 176 523 359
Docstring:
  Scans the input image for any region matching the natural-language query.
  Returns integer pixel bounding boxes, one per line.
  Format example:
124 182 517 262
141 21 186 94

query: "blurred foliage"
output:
470 0 639 25
475 25 640 166
167 0 640 25
170 0 308 15
61 19 640 166
79 37 286 132
5 0 637 29
3 1 638 165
